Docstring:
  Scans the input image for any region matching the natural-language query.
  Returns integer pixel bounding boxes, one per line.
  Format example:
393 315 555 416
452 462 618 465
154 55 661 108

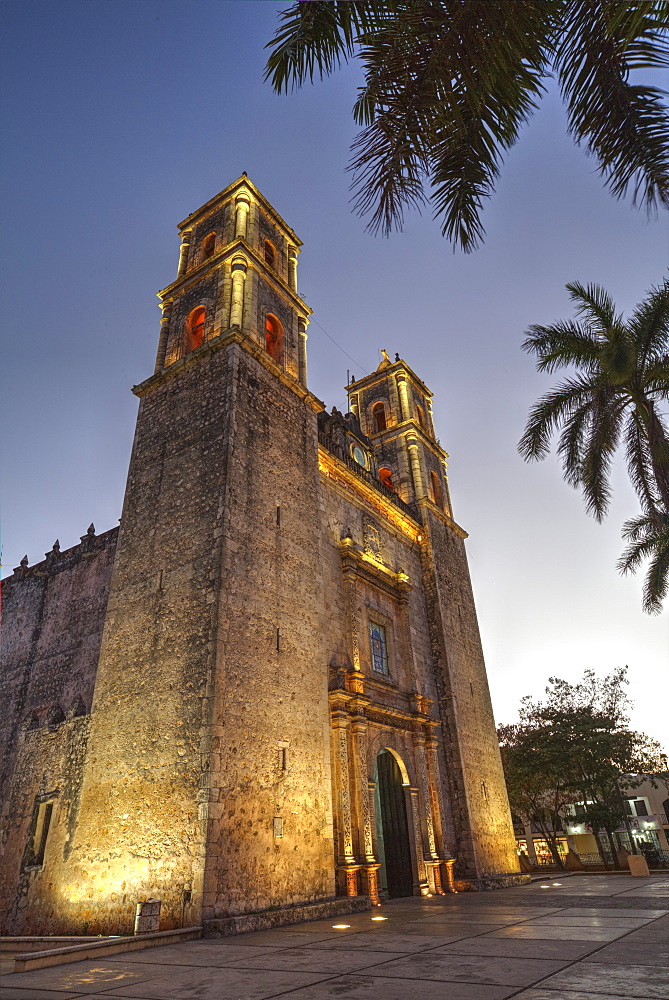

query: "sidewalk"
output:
2 873 668 999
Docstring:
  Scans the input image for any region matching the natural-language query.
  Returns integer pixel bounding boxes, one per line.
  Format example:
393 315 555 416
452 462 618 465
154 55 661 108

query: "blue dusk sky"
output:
1 1 667 747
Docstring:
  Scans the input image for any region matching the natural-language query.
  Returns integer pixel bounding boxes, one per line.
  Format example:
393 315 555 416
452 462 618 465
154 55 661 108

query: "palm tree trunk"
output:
638 398 669 512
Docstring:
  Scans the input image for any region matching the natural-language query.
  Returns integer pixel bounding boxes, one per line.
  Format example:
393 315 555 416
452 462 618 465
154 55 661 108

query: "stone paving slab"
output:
434 936 604 960
301 930 467 952
341 952 572 987
484 923 630 940
99 964 330 998
0 963 158 994
222 945 409 973
562 907 668 918
586 942 669 968
522 914 652 927
513 993 648 1000
108 942 289 965
2 876 669 999
238 975 517 999
532 961 669 998
1 990 85 1000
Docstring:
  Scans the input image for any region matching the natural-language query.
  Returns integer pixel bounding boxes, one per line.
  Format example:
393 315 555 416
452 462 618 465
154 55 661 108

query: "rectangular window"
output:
26 799 54 869
369 621 389 675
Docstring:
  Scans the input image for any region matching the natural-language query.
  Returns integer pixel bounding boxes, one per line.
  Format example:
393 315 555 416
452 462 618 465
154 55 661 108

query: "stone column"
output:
426 398 436 438
177 231 192 278
406 433 426 500
351 716 380 905
413 732 438 863
425 735 449 865
407 786 429 893
332 710 357 895
298 318 308 387
442 858 456 892
229 257 248 329
154 300 172 373
342 562 361 672
235 194 250 240
396 372 411 422
288 247 298 290
396 579 418 694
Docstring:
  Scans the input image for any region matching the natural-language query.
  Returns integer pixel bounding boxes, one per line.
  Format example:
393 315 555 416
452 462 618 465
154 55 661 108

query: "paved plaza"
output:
2 873 669 999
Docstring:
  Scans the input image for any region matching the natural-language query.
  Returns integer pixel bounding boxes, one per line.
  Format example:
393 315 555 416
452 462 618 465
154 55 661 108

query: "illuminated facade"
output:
0 177 523 935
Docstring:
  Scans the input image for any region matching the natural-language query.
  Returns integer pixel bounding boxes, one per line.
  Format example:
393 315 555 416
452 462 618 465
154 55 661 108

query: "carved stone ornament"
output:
363 520 382 560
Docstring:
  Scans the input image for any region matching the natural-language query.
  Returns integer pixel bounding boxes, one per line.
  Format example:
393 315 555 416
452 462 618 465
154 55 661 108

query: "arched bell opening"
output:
374 748 414 898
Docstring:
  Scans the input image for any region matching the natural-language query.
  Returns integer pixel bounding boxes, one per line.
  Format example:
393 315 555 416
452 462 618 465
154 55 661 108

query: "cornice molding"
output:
318 447 421 542
158 238 311 317
133 328 324 412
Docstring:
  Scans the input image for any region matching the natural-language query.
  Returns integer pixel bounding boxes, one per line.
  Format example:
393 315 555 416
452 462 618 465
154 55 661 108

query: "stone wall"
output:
0 529 117 932
420 504 519 877
202 340 335 919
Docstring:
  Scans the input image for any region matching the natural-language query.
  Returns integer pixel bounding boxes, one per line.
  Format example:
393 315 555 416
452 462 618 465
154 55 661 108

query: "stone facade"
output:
0 177 522 936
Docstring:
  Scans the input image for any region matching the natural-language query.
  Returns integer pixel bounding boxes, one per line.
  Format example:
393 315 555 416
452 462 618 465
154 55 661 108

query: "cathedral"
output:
0 177 523 936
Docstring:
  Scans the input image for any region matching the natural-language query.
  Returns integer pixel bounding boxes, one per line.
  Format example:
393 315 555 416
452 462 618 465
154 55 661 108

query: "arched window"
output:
430 470 443 509
185 307 206 354
265 313 283 363
264 240 276 268
202 233 216 259
372 402 387 433
416 403 426 430
378 467 394 491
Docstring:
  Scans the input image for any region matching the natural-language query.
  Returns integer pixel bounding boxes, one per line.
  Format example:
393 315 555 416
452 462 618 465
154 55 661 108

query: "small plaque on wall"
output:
273 816 284 837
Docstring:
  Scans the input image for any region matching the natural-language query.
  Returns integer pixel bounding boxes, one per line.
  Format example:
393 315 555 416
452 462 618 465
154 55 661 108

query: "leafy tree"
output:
519 280 669 612
265 1 669 251
498 723 576 867
499 669 667 869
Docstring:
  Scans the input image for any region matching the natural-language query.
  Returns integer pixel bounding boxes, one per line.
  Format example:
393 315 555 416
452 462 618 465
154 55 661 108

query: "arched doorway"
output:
374 749 413 898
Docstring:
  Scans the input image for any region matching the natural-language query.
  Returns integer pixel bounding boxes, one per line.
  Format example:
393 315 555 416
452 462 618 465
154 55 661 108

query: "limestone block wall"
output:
0 529 117 932
43 346 239 935
419 506 519 877
203 343 335 919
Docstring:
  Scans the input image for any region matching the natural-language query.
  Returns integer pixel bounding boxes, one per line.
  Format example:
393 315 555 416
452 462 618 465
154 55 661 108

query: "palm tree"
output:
619 509 669 613
519 280 669 519
519 279 669 613
265 2 669 251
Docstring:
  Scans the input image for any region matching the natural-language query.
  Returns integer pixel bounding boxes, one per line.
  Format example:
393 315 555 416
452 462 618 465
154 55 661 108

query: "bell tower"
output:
155 175 311 384
347 352 452 515
63 178 334 933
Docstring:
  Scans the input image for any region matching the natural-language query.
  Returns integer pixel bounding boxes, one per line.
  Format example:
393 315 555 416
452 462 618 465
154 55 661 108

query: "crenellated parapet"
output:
5 525 118 584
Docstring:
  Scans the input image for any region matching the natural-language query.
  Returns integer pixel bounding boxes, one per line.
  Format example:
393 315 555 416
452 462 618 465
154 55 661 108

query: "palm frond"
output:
265 1 383 93
557 2 669 211
518 375 600 461
565 281 620 333
522 320 602 373
575 384 624 519
628 278 669 368
347 0 551 247
625 413 662 511
618 509 669 613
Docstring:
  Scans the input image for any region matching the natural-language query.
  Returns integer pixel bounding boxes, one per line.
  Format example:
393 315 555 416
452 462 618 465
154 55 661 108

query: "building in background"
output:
0 177 524 936
513 774 669 867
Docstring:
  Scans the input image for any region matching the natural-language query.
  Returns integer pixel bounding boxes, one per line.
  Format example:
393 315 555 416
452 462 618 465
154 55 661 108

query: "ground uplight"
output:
332 924 350 929
371 916 387 921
